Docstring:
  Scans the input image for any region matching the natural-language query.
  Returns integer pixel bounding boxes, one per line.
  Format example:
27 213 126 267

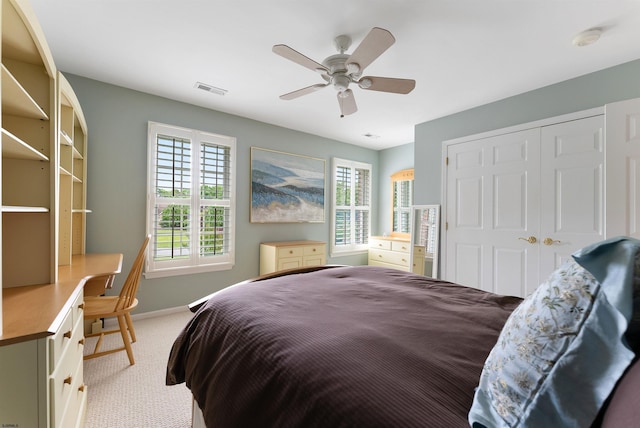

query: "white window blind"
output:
331 158 371 256
393 178 413 234
146 122 236 278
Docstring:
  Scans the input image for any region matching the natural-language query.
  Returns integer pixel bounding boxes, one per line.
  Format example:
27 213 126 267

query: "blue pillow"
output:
469 236 640 428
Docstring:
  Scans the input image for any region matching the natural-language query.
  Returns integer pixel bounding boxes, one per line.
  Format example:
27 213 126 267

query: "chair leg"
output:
117 315 135 365
125 312 137 343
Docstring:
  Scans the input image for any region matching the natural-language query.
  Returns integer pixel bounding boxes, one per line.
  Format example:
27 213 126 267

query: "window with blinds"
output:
331 158 371 256
146 122 236 278
393 178 413 234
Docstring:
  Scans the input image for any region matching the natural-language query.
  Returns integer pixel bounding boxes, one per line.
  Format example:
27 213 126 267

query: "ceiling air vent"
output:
194 81 228 96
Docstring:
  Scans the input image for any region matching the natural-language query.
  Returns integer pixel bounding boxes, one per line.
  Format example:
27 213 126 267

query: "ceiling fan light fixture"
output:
358 78 372 89
572 28 602 47
346 62 360 75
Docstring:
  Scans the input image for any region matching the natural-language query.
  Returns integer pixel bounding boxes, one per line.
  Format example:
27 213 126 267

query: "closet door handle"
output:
543 238 561 246
518 236 537 244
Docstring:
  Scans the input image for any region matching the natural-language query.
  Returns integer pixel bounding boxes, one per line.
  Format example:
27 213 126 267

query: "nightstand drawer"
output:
391 241 410 253
277 246 304 258
369 249 410 267
303 245 324 256
369 238 392 250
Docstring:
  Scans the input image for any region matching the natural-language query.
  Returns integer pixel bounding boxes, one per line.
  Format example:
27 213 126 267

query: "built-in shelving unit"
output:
2 0 57 289
1 1 92 425
58 72 88 265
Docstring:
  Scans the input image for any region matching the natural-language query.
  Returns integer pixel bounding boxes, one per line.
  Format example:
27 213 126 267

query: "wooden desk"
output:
0 253 123 346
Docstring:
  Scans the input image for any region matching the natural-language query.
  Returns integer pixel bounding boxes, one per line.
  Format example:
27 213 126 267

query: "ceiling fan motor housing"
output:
331 74 351 92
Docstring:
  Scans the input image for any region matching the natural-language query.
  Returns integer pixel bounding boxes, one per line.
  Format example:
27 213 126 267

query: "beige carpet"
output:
83 307 195 428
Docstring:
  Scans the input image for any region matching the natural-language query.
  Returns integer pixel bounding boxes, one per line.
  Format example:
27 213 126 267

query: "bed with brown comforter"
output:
166 265 521 427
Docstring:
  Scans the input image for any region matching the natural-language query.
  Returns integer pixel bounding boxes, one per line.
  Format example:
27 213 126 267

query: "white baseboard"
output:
103 305 190 329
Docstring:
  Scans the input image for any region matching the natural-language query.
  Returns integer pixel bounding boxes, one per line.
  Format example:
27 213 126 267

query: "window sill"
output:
144 262 233 279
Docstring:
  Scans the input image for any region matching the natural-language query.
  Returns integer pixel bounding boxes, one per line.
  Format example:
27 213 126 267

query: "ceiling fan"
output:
273 27 416 117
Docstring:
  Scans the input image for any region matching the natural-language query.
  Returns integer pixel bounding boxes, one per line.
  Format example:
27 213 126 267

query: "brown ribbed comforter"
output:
166 266 521 427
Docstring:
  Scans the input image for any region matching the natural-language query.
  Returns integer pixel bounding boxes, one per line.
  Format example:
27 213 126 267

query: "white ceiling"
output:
29 0 640 150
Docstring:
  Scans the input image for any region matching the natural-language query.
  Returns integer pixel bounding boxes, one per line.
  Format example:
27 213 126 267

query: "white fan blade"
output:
359 76 415 94
273 44 329 74
337 89 357 117
345 27 395 73
280 83 329 100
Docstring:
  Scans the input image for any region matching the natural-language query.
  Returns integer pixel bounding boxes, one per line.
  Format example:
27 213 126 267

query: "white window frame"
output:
145 122 236 278
330 157 372 257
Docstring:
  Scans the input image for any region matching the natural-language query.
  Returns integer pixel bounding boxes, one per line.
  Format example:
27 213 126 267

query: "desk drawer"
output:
49 307 73 374
50 349 83 428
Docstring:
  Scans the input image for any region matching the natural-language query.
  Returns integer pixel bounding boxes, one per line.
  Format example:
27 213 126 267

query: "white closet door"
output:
538 115 604 285
445 128 540 296
605 98 640 239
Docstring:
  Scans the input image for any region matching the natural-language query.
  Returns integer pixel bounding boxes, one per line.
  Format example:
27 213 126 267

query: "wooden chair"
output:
83 235 150 365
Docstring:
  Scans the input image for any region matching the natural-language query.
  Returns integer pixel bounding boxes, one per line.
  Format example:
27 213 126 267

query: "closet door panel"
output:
445 128 540 295
605 98 640 239
539 115 604 281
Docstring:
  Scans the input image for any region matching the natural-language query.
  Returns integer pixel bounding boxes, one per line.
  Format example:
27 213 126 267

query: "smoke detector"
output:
572 28 602 47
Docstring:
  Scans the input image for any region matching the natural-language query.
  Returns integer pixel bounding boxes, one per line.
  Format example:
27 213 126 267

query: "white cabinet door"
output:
445 128 541 296
539 115 604 283
605 98 640 239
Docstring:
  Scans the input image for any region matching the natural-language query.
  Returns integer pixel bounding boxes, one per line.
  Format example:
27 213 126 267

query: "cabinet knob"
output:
78 384 86 393
64 375 72 385
289 250 293 254
312 248 316 252
64 330 72 339
79 338 85 346
78 303 85 310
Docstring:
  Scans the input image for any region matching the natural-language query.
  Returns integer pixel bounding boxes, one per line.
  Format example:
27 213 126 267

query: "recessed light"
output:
572 28 602 47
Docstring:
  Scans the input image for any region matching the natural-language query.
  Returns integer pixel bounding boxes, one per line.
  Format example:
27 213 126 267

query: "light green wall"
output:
65 74 380 314
414 58 640 205
377 143 414 235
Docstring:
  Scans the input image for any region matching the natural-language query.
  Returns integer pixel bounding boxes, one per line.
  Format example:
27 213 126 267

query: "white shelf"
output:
1 64 49 120
60 130 72 146
2 206 49 213
2 128 49 161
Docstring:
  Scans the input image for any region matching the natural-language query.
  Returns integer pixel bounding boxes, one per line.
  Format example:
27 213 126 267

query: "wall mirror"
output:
409 205 440 278
391 168 414 238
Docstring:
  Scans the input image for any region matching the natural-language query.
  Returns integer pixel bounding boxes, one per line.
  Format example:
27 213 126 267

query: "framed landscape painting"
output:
251 147 325 223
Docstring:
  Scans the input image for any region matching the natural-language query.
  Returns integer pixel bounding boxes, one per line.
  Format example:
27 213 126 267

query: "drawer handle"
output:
64 330 72 339
78 384 86 393
64 375 73 385
378 254 383 258
378 243 383 247
78 303 85 310
401 246 407 250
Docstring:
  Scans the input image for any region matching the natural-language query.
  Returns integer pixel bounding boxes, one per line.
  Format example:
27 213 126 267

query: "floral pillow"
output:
469 237 640 428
